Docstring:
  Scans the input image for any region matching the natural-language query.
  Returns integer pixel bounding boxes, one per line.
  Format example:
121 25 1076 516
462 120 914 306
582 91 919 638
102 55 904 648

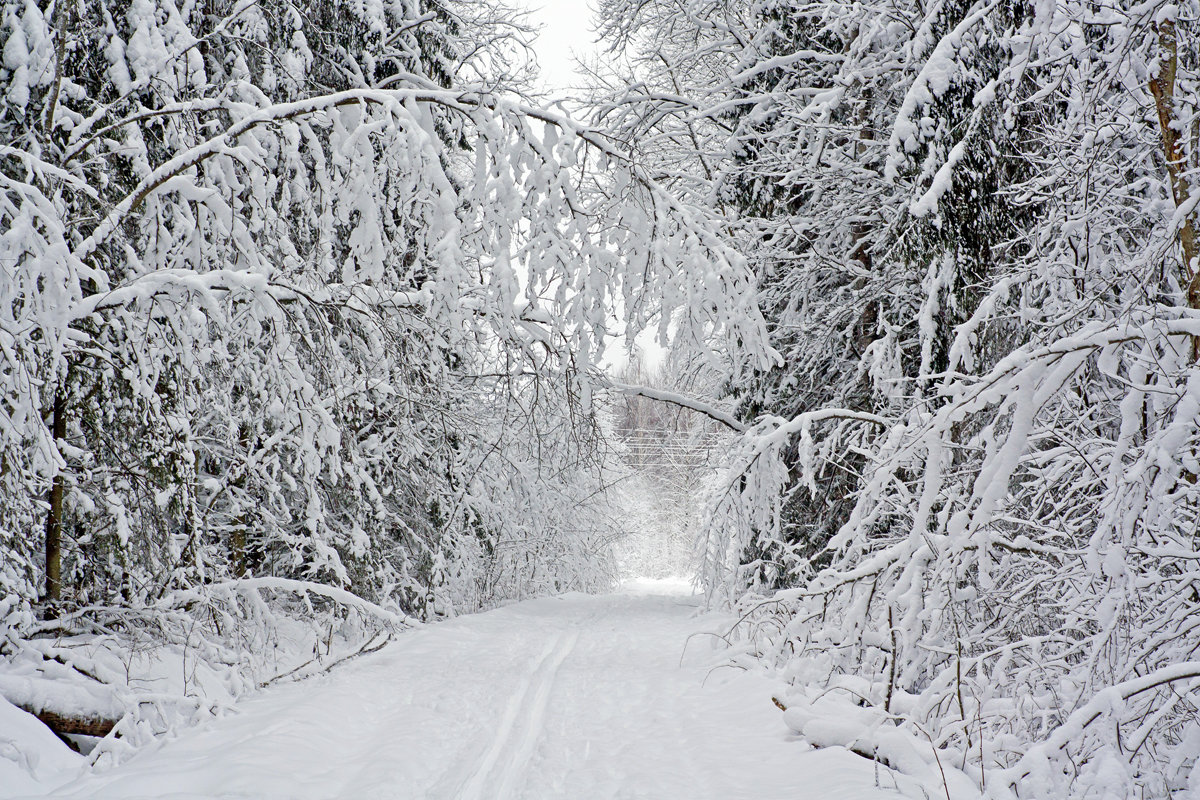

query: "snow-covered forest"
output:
2 0 1199 797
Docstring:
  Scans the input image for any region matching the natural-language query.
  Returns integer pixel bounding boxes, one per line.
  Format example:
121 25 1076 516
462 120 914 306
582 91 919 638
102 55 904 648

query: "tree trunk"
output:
1149 20 1200 359
44 389 66 607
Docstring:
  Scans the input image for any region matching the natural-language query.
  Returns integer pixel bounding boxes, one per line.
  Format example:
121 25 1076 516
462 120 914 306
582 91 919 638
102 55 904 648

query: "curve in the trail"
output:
457 631 578 800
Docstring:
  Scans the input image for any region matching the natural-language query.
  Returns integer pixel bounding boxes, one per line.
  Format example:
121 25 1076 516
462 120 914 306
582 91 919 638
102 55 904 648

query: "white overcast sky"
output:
518 0 601 91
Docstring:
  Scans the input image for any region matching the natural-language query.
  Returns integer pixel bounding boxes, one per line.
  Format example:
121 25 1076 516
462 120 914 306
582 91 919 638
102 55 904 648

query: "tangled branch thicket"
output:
0 0 767 744
4 0 1200 794
595 0 1200 795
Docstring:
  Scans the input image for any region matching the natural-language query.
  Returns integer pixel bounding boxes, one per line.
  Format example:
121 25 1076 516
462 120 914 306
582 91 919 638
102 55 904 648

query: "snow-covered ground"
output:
7 583 912 799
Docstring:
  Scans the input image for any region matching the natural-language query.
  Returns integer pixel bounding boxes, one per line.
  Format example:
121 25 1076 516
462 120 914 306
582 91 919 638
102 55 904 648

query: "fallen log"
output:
15 703 119 744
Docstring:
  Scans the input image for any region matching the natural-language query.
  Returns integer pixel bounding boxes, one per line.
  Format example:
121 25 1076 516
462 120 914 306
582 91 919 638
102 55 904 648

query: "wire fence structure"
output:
611 428 728 474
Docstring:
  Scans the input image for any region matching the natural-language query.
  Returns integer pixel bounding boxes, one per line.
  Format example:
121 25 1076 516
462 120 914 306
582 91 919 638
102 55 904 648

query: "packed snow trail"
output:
23 582 907 799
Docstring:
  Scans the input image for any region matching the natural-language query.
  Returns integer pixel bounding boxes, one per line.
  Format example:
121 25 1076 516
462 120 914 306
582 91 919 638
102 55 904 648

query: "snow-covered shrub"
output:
713 313 1200 798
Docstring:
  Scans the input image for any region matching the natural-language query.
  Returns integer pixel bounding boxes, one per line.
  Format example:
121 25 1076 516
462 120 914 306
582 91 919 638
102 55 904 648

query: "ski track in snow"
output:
457 631 578 800
10 581 915 800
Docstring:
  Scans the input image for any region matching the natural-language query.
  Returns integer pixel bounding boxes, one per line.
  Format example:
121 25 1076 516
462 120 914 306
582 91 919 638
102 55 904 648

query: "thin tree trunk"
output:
1149 20 1200 359
44 389 66 607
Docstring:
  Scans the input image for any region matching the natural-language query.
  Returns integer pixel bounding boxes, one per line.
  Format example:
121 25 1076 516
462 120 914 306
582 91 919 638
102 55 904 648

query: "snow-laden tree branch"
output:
608 381 747 432
594 0 1200 796
0 0 774 739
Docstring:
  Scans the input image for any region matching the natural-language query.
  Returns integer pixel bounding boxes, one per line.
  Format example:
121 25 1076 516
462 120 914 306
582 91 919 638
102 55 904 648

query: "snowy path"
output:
25 583 904 799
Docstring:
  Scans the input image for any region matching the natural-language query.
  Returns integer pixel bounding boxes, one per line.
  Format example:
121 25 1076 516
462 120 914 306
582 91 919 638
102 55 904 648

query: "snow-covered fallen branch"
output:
609 381 747 432
159 577 418 630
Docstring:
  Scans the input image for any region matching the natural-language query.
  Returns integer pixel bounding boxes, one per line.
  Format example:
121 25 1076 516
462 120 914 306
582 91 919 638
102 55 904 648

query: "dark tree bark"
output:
44 389 66 607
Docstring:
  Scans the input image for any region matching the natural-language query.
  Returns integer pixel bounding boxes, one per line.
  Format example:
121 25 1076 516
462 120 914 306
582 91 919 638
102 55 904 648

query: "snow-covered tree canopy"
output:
4 0 1200 795
595 0 1200 797
0 0 771 634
